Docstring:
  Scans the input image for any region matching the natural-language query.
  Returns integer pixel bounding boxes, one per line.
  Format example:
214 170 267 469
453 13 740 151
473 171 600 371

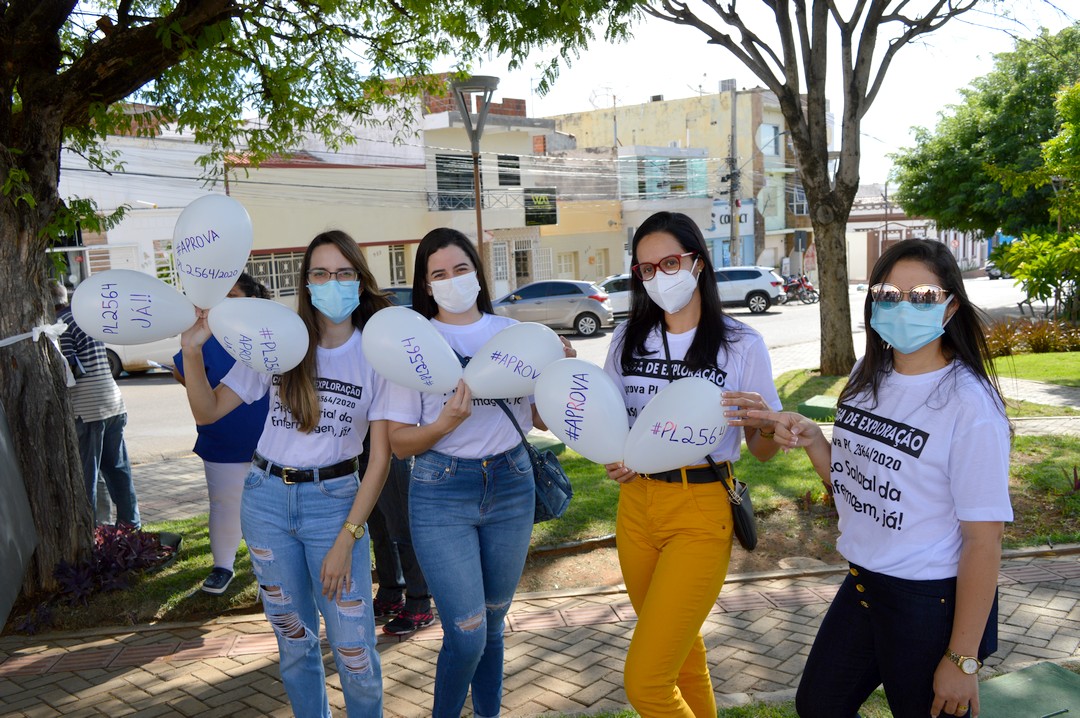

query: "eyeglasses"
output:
870 283 950 310
631 252 696 281
307 268 359 284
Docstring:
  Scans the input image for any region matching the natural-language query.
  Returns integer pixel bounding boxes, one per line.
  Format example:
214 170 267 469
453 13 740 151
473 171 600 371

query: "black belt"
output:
252 453 360 484
642 461 731 484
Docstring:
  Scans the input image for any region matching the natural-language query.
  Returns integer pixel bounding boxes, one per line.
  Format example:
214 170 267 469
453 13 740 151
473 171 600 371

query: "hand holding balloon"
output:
604 461 639 485
180 308 212 351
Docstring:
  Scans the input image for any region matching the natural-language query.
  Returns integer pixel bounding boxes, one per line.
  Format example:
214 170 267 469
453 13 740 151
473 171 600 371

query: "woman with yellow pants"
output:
603 211 782 717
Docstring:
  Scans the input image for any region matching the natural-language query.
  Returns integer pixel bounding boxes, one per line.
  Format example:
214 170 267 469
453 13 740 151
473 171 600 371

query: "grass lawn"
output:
994 351 1080 387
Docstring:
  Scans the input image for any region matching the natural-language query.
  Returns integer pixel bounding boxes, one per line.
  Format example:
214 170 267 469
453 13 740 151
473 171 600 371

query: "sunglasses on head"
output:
869 283 950 310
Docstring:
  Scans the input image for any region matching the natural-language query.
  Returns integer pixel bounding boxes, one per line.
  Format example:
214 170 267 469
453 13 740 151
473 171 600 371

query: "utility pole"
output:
728 85 739 267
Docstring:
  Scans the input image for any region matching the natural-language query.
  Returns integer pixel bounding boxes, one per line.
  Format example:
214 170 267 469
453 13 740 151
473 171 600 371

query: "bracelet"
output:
758 427 776 439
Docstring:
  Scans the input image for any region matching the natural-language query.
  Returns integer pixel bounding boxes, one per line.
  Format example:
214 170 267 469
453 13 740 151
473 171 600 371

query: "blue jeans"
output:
796 565 997 718
75 413 140 527
241 464 381 718
409 444 534 718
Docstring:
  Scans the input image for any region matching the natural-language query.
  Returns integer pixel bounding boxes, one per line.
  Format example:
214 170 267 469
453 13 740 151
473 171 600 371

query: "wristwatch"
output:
342 520 365 540
945 649 982 675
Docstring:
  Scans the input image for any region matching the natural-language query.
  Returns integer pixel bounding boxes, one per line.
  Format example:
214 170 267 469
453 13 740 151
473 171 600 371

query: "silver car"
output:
492 280 615 336
598 274 631 319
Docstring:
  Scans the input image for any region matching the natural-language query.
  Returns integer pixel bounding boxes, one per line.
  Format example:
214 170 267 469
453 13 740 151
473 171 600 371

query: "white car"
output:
715 266 784 314
598 274 632 319
104 336 181 378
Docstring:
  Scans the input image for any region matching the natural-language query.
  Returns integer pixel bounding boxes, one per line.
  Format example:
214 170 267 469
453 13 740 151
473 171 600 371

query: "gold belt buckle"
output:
281 467 297 484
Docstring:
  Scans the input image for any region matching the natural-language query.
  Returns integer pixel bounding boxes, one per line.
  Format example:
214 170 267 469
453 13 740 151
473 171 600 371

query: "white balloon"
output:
463 322 564 399
535 358 628 464
360 306 462 393
172 194 254 309
622 378 728 475
207 298 309 374
70 270 196 345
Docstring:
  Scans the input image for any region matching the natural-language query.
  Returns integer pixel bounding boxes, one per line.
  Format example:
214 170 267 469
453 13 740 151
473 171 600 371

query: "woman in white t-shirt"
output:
180 230 394 718
384 227 572 718
603 211 782 717
750 239 1012 718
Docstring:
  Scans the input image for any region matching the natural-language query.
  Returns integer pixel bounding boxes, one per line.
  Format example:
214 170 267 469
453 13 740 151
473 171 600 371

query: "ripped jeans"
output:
241 464 381 718
409 444 534 718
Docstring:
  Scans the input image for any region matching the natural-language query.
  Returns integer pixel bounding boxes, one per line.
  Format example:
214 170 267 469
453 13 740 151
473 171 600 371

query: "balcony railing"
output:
426 189 527 212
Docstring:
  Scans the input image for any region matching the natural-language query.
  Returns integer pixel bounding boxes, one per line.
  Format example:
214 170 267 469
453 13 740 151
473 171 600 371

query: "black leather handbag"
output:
707 456 757 551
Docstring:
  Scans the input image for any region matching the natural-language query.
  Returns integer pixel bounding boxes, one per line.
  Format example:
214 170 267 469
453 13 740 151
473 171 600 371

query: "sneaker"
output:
383 609 435 636
201 567 234 595
373 596 404 619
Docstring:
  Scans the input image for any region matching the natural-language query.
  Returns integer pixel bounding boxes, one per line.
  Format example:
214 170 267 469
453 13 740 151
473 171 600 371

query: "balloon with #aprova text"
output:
360 306 462 393
207 298 309 374
173 194 254 309
463 322 564 399
534 358 629 465
70 269 196 345
622 377 727 475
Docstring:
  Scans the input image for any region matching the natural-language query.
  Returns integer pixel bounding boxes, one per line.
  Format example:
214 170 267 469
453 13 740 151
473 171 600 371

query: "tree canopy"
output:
890 23 1080 236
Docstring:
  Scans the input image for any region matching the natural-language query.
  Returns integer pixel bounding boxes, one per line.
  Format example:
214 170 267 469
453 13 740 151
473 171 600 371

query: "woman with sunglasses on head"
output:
384 227 573 718
602 211 782 717
180 230 394 717
749 238 1012 718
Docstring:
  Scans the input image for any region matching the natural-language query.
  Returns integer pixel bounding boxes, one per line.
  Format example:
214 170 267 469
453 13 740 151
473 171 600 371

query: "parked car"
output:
715 266 784 313
985 261 1011 280
104 336 181 379
598 274 631 319
381 286 413 307
492 280 614 336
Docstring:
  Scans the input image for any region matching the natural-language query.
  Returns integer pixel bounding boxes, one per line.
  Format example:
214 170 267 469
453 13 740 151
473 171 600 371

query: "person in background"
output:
602 211 781 717
53 280 141 529
385 227 574 718
180 230 393 717
172 272 271 594
750 239 1012 718
368 452 433 636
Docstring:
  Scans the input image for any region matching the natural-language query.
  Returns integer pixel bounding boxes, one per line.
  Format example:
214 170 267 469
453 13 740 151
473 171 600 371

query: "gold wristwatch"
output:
342 521 365 540
945 649 982 675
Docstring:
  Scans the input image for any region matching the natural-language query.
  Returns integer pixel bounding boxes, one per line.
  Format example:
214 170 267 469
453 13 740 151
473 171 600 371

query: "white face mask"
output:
430 271 481 314
644 268 699 314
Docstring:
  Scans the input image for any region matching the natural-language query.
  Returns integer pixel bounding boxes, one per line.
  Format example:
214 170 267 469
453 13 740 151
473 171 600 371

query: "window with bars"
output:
435 154 476 210
497 155 521 186
246 251 305 298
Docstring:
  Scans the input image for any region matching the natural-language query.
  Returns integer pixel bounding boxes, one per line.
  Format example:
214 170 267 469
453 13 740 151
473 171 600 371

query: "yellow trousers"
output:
617 477 734 718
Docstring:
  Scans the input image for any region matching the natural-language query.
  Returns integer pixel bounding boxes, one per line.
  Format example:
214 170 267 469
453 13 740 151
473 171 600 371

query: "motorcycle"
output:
778 274 820 305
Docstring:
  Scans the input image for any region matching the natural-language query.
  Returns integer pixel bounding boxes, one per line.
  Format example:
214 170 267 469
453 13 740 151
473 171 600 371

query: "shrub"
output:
1025 320 1068 353
986 318 1026 357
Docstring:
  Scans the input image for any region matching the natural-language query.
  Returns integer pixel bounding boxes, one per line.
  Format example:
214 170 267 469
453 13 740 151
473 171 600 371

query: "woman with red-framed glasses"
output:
602 211 783 717
750 238 1012 718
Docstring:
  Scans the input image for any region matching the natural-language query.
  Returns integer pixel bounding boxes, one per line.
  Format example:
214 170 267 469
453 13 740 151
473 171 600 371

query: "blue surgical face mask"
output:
870 296 953 354
308 280 361 324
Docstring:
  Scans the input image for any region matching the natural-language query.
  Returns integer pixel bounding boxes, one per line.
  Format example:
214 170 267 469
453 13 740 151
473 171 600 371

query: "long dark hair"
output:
842 238 1003 408
410 228 494 319
619 211 732 373
281 230 391 432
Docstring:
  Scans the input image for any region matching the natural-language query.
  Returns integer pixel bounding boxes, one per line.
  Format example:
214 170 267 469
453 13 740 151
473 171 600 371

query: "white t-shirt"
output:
831 362 1013 580
222 328 391 468
384 313 533 459
603 318 781 464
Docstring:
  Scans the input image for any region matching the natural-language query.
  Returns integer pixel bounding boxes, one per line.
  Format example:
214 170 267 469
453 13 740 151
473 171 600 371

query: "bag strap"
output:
452 348 531 447
706 455 743 505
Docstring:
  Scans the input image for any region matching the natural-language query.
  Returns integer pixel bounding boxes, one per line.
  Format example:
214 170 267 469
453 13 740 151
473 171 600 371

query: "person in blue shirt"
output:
173 272 271 594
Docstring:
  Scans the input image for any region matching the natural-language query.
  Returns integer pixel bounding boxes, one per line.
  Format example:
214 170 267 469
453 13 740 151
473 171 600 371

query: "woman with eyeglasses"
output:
602 211 782 717
749 238 1012 718
180 230 394 717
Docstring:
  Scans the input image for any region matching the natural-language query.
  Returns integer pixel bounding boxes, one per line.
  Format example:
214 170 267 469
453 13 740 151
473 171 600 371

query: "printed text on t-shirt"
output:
834 403 928 458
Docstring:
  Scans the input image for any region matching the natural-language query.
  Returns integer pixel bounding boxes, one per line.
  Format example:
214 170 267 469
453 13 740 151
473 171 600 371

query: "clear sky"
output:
470 1 1075 186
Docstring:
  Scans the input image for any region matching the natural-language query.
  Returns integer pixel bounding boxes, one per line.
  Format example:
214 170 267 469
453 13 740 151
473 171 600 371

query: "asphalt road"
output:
119 276 1028 464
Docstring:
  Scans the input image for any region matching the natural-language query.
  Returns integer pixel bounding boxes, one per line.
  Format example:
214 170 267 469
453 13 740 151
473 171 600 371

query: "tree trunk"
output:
0 218 94 597
812 206 857 377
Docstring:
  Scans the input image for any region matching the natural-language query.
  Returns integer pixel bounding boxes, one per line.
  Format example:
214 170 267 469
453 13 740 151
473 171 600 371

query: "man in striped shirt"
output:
53 282 141 528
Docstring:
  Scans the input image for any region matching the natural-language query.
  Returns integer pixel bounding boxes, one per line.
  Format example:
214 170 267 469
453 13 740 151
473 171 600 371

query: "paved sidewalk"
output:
1 381 1078 717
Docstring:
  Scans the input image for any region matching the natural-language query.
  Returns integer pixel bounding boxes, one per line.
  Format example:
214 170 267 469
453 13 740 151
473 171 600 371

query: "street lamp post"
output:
451 75 500 261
